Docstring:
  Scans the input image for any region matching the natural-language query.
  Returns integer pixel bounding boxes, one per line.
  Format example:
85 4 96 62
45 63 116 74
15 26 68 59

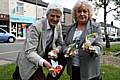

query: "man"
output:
15 3 64 80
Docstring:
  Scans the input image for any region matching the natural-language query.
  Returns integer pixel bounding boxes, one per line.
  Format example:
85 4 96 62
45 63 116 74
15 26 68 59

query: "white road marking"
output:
0 42 23 45
0 51 19 54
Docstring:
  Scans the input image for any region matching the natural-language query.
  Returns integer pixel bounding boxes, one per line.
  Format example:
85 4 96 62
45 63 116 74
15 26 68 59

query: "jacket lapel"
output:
68 24 76 44
86 21 92 35
41 19 47 52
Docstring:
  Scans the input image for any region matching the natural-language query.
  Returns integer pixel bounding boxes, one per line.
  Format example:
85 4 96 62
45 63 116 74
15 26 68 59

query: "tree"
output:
89 0 120 48
113 10 120 22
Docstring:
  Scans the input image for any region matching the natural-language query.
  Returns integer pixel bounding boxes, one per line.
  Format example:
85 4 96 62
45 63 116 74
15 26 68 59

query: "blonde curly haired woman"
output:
64 1 103 80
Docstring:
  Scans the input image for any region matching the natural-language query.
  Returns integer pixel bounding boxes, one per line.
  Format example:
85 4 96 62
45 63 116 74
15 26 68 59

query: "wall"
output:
64 13 72 26
0 0 9 14
9 0 47 39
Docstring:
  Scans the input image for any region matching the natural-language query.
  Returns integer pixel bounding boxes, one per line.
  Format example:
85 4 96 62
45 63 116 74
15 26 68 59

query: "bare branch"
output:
106 6 120 14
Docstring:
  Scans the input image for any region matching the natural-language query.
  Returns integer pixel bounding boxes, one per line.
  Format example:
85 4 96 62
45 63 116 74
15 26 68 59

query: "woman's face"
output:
75 6 89 24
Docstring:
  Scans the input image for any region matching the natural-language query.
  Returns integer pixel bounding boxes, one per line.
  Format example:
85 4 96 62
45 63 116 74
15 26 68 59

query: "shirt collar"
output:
47 20 51 30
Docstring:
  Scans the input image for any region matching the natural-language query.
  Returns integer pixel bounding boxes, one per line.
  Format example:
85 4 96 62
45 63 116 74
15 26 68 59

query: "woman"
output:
64 1 103 80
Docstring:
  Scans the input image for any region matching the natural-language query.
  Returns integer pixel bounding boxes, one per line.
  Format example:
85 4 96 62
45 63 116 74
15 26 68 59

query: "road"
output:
0 40 120 65
102 41 120 46
0 40 24 62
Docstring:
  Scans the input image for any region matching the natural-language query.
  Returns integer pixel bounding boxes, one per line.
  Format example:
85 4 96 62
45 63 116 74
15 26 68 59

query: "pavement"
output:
0 51 17 65
0 39 24 66
0 60 13 65
0 58 14 65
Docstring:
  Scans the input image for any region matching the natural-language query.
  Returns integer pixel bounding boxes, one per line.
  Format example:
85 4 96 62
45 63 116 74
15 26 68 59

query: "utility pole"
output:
36 0 38 20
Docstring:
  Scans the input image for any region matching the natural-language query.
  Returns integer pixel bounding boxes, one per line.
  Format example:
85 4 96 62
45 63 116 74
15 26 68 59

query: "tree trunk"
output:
104 0 110 48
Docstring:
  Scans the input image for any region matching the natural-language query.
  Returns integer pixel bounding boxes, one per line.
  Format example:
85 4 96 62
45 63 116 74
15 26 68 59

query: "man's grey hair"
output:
46 3 62 16
72 1 93 22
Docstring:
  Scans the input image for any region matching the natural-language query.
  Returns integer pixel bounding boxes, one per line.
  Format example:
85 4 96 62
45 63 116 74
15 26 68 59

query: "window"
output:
43 8 47 18
16 2 24 15
12 8 16 14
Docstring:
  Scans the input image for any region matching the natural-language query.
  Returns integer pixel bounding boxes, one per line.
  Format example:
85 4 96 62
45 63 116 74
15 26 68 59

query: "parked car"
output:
102 34 116 42
0 28 16 43
109 35 115 42
114 36 120 41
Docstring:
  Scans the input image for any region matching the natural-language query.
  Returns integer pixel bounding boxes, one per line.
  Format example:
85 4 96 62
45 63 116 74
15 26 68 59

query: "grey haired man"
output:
14 3 65 80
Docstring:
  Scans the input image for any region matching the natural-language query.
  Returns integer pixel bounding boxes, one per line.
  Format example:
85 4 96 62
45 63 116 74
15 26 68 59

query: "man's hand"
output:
48 48 59 59
43 60 52 69
51 48 59 54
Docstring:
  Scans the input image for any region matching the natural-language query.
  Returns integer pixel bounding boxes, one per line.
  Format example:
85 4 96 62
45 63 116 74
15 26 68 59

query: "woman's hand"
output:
65 48 77 58
82 43 95 53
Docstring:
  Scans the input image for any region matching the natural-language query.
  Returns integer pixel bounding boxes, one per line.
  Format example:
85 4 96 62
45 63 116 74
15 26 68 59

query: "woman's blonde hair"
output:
72 1 93 22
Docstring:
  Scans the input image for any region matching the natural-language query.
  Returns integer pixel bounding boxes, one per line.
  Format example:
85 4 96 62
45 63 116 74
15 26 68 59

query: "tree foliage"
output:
91 0 120 21
88 0 120 48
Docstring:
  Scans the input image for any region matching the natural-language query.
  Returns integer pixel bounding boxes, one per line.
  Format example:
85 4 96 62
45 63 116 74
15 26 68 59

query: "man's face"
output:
47 10 61 27
76 6 89 24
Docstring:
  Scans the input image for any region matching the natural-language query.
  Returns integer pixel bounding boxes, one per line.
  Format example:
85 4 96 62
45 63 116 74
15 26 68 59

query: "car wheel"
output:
8 37 15 43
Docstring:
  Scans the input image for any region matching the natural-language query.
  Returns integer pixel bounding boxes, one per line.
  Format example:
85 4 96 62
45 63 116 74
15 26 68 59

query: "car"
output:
109 35 115 42
114 36 120 41
0 28 16 43
102 34 116 42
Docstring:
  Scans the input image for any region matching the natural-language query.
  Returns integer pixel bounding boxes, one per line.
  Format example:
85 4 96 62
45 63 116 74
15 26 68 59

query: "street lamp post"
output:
36 0 38 20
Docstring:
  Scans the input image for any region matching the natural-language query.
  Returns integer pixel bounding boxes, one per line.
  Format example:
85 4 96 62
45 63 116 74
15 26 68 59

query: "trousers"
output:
71 66 102 80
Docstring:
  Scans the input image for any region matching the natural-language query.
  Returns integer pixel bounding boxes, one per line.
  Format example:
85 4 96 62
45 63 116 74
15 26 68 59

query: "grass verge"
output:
102 64 120 80
103 44 120 54
0 63 120 80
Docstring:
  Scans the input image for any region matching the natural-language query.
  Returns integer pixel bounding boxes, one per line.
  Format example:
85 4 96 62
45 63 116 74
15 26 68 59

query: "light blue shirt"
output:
46 20 54 46
72 28 82 67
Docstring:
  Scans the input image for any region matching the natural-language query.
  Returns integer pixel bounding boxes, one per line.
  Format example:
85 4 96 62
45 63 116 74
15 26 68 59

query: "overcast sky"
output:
42 0 78 9
42 0 120 27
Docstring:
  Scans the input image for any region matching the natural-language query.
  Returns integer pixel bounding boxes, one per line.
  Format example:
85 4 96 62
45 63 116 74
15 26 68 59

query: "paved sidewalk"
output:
102 55 120 68
0 51 18 66
0 60 13 65
0 58 14 65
